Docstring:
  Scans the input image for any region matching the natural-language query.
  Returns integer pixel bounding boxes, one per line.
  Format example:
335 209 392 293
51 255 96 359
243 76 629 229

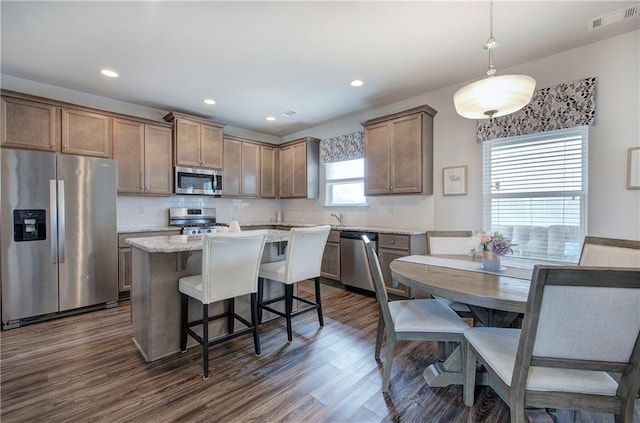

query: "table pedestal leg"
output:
423 345 490 387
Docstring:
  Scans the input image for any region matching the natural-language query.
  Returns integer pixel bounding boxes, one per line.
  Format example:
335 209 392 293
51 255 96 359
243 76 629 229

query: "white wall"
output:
285 30 640 239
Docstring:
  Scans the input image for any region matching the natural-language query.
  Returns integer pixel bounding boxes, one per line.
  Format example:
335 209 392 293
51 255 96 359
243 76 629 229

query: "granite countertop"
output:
119 223 427 236
118 226 179 234
126 229 290 253
241 222 427 236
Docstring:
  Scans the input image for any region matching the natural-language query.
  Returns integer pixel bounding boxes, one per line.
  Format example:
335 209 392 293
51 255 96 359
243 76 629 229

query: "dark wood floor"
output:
1 281 638 423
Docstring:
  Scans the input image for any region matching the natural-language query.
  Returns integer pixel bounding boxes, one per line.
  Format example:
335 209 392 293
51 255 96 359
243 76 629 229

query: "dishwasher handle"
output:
340 231 378 241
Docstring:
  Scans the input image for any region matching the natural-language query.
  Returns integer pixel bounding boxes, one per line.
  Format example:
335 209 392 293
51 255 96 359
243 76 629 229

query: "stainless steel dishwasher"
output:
340 231 378 292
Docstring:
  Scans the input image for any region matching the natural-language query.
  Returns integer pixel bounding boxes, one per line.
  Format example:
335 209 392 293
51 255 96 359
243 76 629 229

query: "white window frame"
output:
324 159 367 207
482 126 588 263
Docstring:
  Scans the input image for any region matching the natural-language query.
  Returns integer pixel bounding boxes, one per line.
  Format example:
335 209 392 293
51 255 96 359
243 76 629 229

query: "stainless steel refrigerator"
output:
1 148 117 329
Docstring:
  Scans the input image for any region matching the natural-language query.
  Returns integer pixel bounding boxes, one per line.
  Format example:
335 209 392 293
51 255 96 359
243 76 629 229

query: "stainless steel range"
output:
169 207 218 235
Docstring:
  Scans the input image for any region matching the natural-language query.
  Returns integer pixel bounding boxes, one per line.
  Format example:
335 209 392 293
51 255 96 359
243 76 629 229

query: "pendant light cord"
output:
484 0 498 77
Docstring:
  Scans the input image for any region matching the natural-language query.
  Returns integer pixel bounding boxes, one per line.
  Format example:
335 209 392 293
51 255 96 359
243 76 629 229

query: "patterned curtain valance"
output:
320 131 364 164
476 77 596 142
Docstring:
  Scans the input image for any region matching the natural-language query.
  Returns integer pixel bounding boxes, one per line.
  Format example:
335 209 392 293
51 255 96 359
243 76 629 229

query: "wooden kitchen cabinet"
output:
164 112 223 169
117 230 180 295
113 118 172 195
363 105 436 196
61 108 113 158
377 232 427 298
1 96 60 151
223 136 260 197
321 230 341 280
278 137 319 198
260 145 277 198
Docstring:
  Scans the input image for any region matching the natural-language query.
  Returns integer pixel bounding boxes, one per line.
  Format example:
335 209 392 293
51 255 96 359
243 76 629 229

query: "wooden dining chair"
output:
426 231 474 316
179 230 268 379
463 265 640 423
579 236 640 268
362 235 470 392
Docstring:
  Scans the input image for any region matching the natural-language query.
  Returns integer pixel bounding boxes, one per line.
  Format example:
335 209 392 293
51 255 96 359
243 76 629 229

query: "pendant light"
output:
453 1 536 119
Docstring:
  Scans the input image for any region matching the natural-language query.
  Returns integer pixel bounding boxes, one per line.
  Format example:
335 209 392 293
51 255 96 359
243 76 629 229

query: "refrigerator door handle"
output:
50 180 58 264
57 180 66 264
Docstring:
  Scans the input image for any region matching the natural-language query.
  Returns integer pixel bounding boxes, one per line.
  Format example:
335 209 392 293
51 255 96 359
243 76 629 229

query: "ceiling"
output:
2 1 638 138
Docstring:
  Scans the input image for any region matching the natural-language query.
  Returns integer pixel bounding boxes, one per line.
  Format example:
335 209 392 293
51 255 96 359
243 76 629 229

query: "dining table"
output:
390 255 534 387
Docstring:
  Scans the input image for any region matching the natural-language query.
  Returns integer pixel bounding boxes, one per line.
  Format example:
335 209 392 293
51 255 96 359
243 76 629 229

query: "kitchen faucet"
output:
331 212 344 226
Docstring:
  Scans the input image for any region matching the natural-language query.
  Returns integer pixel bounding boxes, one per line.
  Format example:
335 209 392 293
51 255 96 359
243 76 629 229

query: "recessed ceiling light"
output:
350 79 364 87
203 99 216 105
100 69 119 78
266 116 276 121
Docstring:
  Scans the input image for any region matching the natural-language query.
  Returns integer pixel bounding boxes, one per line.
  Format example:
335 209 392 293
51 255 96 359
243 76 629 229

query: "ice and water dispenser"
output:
13 209 46 242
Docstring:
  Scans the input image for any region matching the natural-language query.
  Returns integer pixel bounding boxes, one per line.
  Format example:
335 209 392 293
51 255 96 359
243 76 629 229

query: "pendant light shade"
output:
453 74 536 119
454 1 536 119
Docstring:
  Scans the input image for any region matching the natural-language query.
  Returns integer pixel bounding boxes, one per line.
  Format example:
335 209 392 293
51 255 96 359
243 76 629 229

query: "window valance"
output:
320 131 364 164
476 77 596 143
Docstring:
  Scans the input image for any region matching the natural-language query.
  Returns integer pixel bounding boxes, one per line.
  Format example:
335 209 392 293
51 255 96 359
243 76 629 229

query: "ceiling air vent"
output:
281 110 297 117
589 3 639 30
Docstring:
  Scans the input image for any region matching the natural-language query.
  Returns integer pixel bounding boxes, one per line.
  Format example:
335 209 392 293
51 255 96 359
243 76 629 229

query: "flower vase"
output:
482 251 501 271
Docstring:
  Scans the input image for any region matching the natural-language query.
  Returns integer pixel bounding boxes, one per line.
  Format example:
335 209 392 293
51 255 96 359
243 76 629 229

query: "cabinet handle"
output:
390 240 395 244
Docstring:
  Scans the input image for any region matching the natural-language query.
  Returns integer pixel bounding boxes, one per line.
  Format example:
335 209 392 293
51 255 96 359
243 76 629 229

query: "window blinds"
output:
482 127 588 263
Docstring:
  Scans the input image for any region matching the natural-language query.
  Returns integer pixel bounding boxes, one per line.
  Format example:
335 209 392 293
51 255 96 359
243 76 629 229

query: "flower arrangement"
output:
468 231 513 257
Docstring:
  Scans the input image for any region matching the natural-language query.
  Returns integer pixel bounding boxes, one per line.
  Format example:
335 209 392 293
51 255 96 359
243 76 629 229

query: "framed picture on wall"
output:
443 165 467 196
628 147 640 189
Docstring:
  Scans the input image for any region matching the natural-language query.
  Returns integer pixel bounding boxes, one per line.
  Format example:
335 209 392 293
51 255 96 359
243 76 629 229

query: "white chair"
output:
463 265 640 423
579 236 640 268
426 231 474 316
362 235 469 392
258 225 331 342
179 230 267 379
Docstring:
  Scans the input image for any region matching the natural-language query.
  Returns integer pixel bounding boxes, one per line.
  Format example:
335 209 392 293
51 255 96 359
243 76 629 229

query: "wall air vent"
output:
589 3 639 30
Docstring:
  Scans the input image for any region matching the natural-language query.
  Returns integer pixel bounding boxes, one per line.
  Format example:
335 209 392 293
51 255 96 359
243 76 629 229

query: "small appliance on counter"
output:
168 207 219 234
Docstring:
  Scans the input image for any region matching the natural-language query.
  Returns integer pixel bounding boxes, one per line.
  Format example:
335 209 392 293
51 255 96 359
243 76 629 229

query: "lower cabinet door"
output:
378 248 410 297
118 247 131 293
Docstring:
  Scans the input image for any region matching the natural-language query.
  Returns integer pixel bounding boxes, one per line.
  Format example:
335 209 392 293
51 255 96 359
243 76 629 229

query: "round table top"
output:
390 257 531 314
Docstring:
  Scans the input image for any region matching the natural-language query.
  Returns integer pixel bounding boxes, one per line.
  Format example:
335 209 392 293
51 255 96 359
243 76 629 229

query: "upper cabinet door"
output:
200 124 223 169
174 118 201 167
222 138 242 195
61 108 112 158
113 118 145 194
144 124 173 195
260 145 277 198
292 142 307 197
364 121 391 195
390 114 423 194
241 142 260 197
1 96 60 152
279 145 294 198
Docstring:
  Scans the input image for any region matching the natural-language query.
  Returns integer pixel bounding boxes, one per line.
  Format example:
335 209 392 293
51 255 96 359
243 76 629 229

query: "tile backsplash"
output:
118 194 435 230
117 195 282 228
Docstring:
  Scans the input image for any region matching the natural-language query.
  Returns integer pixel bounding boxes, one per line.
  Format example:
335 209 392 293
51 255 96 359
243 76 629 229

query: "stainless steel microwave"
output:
174 167 222 196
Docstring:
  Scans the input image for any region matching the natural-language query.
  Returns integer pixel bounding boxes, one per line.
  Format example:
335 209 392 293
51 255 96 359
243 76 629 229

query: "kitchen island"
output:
127 229 290 362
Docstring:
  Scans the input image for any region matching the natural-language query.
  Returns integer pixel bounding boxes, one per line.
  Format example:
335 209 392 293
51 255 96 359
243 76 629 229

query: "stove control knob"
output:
190 229 197 235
